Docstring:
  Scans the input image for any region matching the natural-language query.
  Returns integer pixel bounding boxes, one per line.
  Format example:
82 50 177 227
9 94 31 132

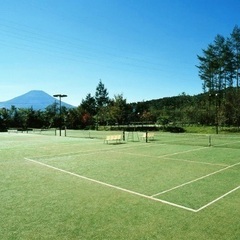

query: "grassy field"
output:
0 131 239 239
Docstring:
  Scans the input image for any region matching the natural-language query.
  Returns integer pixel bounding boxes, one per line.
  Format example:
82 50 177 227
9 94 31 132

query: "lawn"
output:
0 131 239 239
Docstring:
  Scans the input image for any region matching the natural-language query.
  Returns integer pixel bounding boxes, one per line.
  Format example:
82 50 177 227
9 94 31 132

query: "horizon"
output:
1 0 240 105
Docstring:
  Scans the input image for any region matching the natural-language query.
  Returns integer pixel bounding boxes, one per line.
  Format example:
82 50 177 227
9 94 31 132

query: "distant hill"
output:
0 90 75 110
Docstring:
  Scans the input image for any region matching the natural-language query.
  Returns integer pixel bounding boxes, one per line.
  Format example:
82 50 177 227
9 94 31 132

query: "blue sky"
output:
0 0 239 106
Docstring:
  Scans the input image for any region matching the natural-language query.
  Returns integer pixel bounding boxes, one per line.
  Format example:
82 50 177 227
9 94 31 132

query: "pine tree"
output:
230 25 240 88
95 79 109 110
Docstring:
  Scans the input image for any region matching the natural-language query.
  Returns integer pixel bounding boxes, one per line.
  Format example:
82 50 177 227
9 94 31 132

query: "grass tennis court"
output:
0 131 239 239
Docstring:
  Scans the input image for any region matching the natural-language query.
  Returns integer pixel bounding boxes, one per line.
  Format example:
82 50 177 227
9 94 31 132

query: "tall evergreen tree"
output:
213 34 226 91
197 43 218 92
198 26 240 92
230 25 240 88
95 79 109 110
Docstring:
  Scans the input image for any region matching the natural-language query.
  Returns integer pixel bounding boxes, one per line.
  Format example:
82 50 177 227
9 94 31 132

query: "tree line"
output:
1 26 240 132
0 80 134 131
197 25 240 128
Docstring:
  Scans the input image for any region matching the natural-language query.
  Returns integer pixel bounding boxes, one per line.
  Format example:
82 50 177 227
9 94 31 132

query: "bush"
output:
163 126 185 133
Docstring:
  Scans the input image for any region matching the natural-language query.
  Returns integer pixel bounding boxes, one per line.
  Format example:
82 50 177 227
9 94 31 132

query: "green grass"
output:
0 132 239 239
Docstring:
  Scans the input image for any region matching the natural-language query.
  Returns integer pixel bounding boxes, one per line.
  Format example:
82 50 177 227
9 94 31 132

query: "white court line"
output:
163 157 229 167
195 185 240 212
25 157 197 213
152 162 240 197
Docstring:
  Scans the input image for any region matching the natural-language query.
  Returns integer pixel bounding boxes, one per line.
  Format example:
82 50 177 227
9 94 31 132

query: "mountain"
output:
0 90 75 110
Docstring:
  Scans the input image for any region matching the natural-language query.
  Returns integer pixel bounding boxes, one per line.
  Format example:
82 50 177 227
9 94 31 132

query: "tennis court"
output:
23 133 239 212
1 131 239 239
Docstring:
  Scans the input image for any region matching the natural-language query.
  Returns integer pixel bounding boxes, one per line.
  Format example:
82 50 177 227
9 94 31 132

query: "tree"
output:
108 94 128 125
94 80 110 127
197 44 217 92
81 93 96 116
197 26 240 128
0 108 10 131
95 80 109 110
66 107 81 129
197 35 229 93
230 25 240 88
44 102 58 128
197 26 240 93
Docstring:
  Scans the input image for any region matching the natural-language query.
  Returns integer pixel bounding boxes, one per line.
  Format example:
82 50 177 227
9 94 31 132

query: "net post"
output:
208 135 212 147
146 130 148 143
123 130 125 141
